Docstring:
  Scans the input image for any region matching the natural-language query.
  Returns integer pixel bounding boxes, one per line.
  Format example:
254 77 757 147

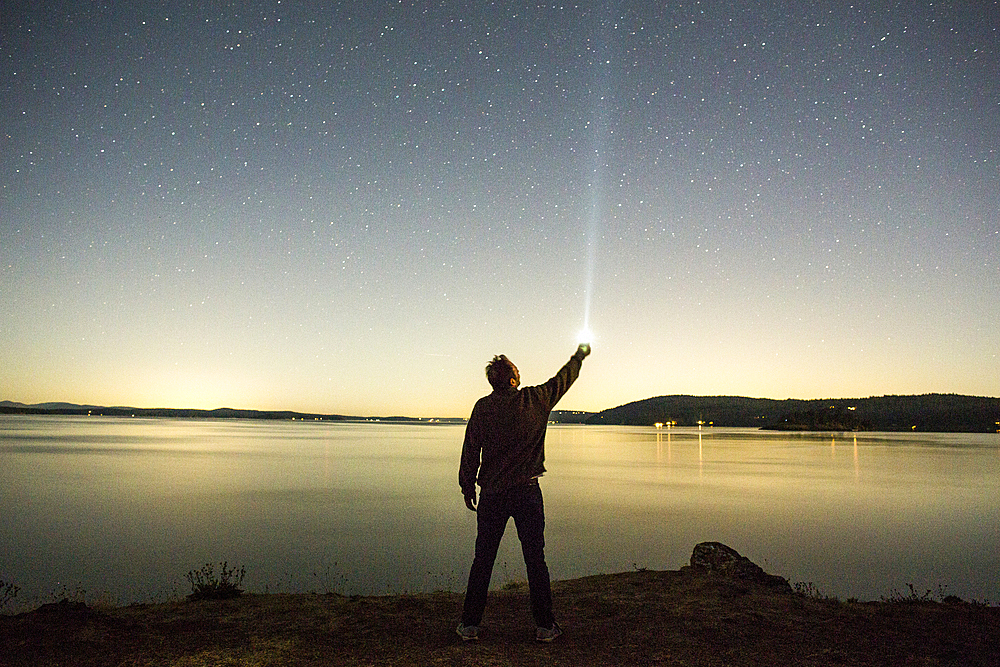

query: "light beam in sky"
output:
581 6 616 345
582 158 600 339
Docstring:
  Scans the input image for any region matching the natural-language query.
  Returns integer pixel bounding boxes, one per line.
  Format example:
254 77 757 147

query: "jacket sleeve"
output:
459 403 482 496
537 351 585 410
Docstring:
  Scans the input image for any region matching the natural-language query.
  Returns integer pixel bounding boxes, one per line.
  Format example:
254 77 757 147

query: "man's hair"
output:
486 355 516 390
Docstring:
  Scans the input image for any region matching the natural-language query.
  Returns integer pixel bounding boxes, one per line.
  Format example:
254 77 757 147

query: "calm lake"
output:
2 416 998 609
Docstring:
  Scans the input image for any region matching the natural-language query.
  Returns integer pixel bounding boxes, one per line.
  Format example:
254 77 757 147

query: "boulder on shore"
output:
687 541 792 592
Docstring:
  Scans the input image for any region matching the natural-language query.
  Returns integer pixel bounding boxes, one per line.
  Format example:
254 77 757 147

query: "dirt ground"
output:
2 568 998 666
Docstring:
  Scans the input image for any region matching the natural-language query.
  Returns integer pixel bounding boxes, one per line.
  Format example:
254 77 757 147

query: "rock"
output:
689 542 792 592
19 598 98 629
33 599 91 616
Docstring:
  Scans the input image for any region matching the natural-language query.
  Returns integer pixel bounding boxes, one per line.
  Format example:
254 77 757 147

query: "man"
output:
457 343 591 643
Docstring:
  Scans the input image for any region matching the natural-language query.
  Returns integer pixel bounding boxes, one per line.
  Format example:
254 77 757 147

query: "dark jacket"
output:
459 351 585 496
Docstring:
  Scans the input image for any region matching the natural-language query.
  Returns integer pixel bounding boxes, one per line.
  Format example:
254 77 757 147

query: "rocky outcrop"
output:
688 542 792 592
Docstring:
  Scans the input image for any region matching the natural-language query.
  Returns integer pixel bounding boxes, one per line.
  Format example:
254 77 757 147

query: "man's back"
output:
460 350 585 495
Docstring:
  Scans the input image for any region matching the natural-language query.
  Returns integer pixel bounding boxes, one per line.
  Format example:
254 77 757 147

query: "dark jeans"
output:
461 481 554 628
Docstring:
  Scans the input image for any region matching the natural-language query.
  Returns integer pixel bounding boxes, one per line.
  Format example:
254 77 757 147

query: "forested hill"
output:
584 394 1000 433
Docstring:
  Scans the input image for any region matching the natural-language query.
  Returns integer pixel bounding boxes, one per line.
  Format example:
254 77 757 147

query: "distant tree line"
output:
581 394 1000 433
0 405 345 420
5 394 999 432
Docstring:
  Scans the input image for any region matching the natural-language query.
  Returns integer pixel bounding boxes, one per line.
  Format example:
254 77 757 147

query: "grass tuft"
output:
881 583 952 604
793 581 840 602
1 579 19 613
186 561 246 601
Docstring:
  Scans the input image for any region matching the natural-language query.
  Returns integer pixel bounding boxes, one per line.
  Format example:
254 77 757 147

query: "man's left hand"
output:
464 494 477 512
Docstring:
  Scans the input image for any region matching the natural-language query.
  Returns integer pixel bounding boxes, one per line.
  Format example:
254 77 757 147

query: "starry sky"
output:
2 1 998 417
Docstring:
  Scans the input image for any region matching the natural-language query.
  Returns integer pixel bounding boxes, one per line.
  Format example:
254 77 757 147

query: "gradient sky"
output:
2 1 998 417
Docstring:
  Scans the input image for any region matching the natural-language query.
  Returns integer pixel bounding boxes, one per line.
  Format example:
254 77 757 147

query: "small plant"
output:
186 561 246 601
309 562 348 595
1 579 19 613
51 582 87 604
426 568 460 594
793 581 839 602
881 583 943 604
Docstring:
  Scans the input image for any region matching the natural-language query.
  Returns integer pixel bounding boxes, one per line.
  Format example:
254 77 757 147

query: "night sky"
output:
3 2 998 417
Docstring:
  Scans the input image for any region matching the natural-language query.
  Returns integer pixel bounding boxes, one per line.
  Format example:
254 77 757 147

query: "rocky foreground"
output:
2 544 998 667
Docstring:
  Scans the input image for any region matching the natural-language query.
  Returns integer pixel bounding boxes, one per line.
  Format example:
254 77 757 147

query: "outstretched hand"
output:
576 343 591 358
464 494 477 512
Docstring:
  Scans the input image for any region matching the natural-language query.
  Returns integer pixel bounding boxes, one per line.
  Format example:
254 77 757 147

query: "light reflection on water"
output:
1 416 998 609
545 426 1000 604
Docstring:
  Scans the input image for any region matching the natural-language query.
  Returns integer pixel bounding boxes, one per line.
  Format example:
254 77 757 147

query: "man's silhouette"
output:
457 343 591 642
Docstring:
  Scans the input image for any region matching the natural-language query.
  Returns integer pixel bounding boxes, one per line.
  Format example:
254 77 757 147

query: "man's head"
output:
486 355 520 390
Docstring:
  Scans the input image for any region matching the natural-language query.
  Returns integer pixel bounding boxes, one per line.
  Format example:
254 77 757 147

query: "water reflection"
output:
853 434 860 480
543 425 1000 604
1 417 998 609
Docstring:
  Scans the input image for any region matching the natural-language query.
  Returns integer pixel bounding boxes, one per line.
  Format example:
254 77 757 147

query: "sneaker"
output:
535 621 562 643
456 623 479 642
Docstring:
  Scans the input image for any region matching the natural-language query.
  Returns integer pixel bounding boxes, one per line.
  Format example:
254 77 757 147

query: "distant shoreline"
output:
4 393 1000 432
0 404 466 423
